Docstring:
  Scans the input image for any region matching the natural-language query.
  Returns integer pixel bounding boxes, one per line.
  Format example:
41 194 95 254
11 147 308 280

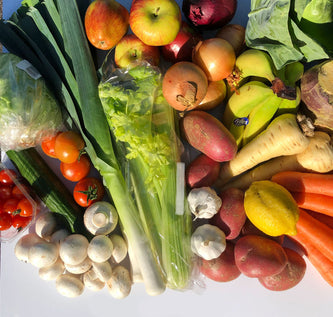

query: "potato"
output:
200 242 241 282
241 218 285 245
234 235 288 278
186 154 221 188
181 110 237 162
258 247 306 291
210 187 246 240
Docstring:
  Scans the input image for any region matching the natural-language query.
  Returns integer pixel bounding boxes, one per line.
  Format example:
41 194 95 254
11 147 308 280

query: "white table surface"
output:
1 1 333 316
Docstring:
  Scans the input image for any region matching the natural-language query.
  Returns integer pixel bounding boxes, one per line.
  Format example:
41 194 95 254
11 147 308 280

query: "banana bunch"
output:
223 49 303 148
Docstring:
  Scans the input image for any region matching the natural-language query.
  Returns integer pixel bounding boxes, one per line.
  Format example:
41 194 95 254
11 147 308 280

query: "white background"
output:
1 0 333 316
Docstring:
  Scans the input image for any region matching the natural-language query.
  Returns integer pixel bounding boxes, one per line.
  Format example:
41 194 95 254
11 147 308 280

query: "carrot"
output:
291 233 333 287
290 191 333 217
306 210 333 230
272 171 333 196
294 209 333 262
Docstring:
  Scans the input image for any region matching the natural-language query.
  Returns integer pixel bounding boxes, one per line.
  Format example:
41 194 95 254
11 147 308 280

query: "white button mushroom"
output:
15 233 44 263
55 273 85 298
84 201 118 235
50 229 70 245
107 265 132 299
109 234 128 264
28 241 59 268
39 258 65 281
191 224 226 260
87 235 113 263
91 261 113 283
64 256 92 275
59 234 89 266
187 187 222 219
35 212 58 240
83 268 105 292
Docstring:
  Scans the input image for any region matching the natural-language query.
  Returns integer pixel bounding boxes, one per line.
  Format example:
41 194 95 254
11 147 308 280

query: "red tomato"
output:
0 169 16 185
60 154 91 182
0 185 13 201
0 212 12 230
12 214 32 230
73 177 105 207
17 197 34 217
3 198 19 214
41 132 60 158
54 131 85 164
11 183 31 200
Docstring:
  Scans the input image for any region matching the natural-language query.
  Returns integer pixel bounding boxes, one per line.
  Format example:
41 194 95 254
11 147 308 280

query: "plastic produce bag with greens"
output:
245 0 332 70
0 53 63 151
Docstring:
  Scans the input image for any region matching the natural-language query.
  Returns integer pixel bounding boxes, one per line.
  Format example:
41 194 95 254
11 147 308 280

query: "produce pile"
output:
0 0 333 299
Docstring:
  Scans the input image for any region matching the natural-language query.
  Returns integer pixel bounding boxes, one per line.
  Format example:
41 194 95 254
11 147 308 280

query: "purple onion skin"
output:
182 0 237 31
301 60 333 132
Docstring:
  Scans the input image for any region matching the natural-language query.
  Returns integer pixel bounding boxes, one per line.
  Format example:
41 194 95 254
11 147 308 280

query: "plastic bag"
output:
0 53 63 151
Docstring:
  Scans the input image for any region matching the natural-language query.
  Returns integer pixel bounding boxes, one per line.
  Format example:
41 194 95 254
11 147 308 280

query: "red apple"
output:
129 0 182 46
161 21 202 63
114 34 160 68
84 0 129 50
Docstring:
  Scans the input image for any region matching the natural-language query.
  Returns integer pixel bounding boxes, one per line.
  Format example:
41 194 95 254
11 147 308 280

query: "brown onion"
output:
301 60 333 132
162 61 208 111
196 80 227 110
192 38 236 81
216 24 246 56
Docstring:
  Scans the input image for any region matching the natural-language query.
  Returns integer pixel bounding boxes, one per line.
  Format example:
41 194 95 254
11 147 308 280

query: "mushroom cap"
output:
59 234 89 265
35 212 58 240
39 258 65 281
64 256 92 274
28 241 59 268
15 233 44 263
83 269 105 291
84 202 118 235
110 234 128 264
87 235 113 263
107 265 132 299
56 273 84 298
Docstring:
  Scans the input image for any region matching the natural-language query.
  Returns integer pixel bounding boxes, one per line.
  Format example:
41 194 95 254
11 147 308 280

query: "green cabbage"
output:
0 52 63 151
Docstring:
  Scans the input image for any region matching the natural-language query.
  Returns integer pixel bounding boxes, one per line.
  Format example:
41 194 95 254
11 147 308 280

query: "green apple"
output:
129 0 182 46
114 34 160 68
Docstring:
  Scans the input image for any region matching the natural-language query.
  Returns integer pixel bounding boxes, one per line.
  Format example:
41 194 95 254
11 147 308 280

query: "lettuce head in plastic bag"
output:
0 53 63 151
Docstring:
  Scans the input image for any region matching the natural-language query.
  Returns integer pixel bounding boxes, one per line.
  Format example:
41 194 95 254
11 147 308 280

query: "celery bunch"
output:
99 65 192 290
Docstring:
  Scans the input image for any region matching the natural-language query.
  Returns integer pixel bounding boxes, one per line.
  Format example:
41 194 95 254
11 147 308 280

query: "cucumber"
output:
6 147 90 237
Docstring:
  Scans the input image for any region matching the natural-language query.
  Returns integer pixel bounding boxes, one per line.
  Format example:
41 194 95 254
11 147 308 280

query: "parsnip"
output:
219 131 333 191
216 113 310 187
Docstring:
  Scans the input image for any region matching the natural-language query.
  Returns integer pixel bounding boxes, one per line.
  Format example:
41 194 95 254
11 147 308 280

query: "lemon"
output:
244 180 299 236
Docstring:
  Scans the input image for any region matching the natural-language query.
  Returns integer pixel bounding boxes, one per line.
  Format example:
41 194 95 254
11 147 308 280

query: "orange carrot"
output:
291 233 333 287
306 210 333 230
294 209 333 262
291 191 333 217
271 171 333 197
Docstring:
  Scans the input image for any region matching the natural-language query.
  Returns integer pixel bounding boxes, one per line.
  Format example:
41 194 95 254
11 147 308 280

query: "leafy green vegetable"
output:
98 64 192 290
246 0 332 69
0 52 62 151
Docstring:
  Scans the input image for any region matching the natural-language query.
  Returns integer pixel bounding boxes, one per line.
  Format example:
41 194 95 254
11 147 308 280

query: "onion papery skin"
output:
182 0 237 31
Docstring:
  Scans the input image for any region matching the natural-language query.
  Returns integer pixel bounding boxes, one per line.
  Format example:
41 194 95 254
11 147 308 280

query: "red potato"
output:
241 218 285 245
185 154 221 188
181 110 237 162
234 235 288 278
210 187 246 240
200 242 241 282
258 247 306 291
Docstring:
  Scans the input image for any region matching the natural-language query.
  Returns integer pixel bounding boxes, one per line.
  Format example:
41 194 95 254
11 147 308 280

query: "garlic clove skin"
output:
191 224 226 260
187 187 222 219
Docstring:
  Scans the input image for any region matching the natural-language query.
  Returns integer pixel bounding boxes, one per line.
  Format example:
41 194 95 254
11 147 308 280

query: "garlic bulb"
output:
191 224 226 260
187 187 222 219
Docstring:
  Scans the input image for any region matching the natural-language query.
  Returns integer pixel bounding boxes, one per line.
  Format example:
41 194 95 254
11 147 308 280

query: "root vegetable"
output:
218 131 333 191
59 234 89 265
301 60 333 131
181 110 237 162
234 235 288 278
216 113 310 187
216 24 246 56
196 80 227 111
107 265 132 299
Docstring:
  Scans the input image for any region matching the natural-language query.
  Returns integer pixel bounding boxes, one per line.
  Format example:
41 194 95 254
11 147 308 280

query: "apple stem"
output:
153 7 160 17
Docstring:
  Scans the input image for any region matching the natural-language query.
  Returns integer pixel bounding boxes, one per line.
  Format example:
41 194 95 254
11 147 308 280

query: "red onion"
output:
182 0 237 30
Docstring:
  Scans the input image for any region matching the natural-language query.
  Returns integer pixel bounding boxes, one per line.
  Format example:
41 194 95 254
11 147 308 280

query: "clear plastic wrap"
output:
0 53 63 151
98 53 197 291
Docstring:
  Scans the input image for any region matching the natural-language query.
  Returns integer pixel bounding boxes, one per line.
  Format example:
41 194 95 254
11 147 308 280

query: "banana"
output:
222 81 276 145
230 49 277 88
241 94 282 147
276 86 301 116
